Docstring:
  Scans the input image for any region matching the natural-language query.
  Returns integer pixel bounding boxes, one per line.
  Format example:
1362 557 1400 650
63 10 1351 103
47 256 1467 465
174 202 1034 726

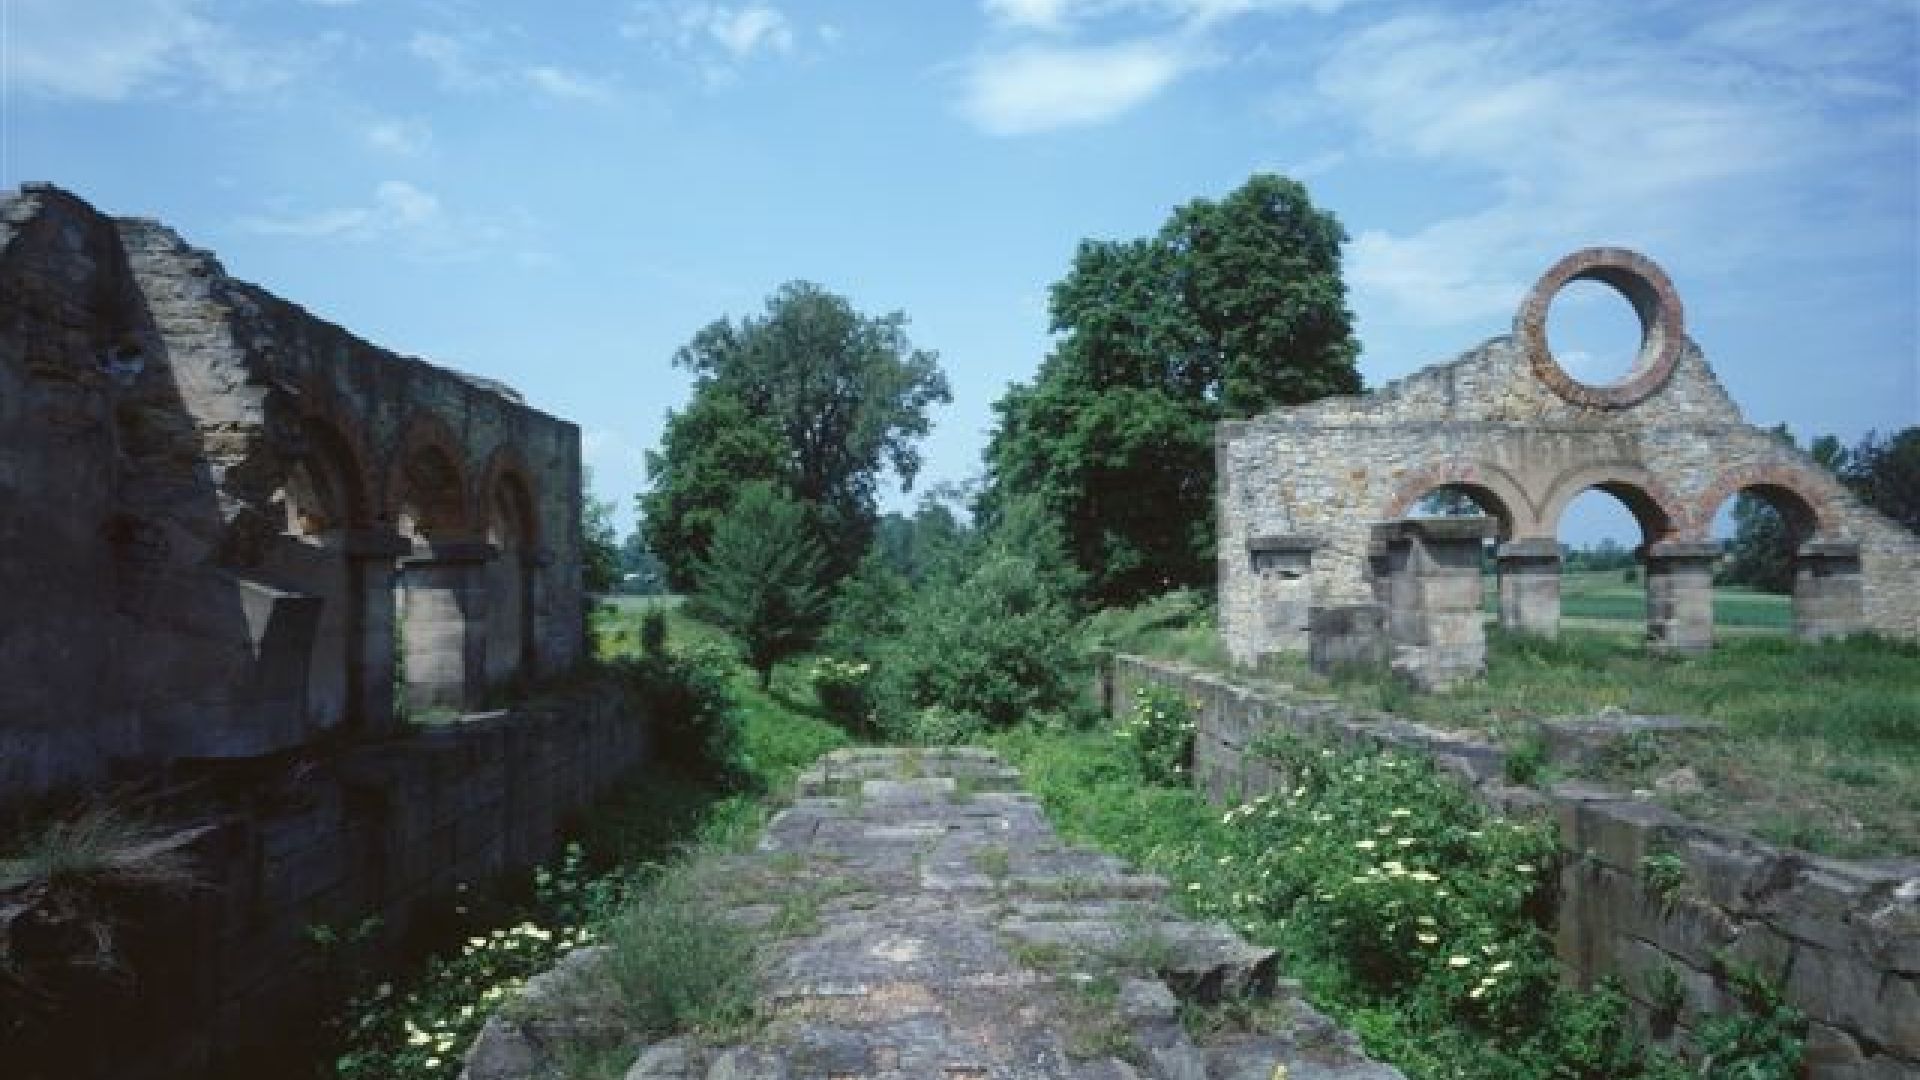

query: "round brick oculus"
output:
1515 248 1685 409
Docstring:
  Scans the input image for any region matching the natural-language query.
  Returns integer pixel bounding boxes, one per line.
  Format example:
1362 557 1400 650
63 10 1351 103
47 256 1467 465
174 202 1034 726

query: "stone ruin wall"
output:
0 183 586 806
1218 249 1920 663
1108 656 1919 1080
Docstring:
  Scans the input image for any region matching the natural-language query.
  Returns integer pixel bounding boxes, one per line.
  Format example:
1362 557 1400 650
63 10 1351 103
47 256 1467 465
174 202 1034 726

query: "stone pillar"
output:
398 541 495 714
1245 535 1319 661
1374 517 1497 691
345 528 409 735
1644 541 1719 655
1793 541 1865 642
1497 539 1563 638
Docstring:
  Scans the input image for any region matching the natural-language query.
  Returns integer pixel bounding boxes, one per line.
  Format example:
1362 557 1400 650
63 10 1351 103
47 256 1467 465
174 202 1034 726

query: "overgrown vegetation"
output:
326 599 848 1079
1103 594 1919 857
991 718 1806 1079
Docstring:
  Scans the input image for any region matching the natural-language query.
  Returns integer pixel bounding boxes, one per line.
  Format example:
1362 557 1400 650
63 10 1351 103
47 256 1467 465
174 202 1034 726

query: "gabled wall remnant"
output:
1219 248 1920 665
0 184 585 805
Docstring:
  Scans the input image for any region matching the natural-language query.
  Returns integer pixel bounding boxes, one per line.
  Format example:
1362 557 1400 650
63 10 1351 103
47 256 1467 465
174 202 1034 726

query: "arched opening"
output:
1556 489 1654 631
1547 477 1711 651
1401 482 1511 624
263 417 367 732
1706 483 1834 639
390 433 478 715
483 471 536 689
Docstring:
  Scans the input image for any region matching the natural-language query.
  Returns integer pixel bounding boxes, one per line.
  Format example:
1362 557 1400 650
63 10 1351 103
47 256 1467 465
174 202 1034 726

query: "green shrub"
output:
1115 686 1196 785
808 657 874 731
895 704 986 746
873 551 1084 728
614 644 741 781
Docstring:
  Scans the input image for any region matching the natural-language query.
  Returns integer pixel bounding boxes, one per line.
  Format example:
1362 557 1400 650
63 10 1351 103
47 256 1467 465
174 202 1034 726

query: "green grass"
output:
1483 571 1792 631
333 603 852 1080
0 805 201 893
987 723 1699 1080
1111 591 1918 858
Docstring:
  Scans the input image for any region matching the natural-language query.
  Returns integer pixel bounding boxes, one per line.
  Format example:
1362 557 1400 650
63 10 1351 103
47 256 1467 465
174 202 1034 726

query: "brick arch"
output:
385 411 472 539
476 445 540 549
1539 463 1688 544
281 380 378 531
1380 461 1538 540
1692 463 1839 542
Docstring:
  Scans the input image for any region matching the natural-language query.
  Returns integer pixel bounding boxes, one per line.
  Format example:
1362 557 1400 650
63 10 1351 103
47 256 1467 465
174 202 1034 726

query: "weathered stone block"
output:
1308 604 1388 675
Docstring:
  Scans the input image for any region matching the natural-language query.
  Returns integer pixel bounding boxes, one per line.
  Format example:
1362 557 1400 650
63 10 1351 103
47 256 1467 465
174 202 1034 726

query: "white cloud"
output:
960 39 1193 135
1318 1 1917 331
365 118 431 156
706 5 793 58
960 0 1356 134
4 0 292 100
409 30 492 90
239 181 443 242
525 65 614 102
983 0 1365 33
621 2 816 86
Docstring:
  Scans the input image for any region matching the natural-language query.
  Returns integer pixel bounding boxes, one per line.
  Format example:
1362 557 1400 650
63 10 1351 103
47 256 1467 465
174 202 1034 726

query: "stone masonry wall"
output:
1 184 584 804
1217 250 1920 663
3 680 649 1080
1107 655 1919 1080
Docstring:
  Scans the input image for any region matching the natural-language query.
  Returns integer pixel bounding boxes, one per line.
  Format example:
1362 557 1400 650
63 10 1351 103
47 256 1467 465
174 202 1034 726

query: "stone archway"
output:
480 451 539 690
1694 465 1865 641
1215 246 1920 668
262 416 371 730
388 413 487 714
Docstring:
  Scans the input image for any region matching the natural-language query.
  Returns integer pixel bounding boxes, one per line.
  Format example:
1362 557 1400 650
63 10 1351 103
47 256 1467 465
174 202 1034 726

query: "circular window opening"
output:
1546 278 1646 388
1516 249 1685 409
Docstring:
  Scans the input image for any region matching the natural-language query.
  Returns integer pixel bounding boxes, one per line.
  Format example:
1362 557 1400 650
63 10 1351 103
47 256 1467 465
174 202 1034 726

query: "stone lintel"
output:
1796 541 1862 561
1497 539 1563 561
1645 541 1721 563
1247 533 1321 553
342 527 411 559
1373 516 1498 545
402 541 498 567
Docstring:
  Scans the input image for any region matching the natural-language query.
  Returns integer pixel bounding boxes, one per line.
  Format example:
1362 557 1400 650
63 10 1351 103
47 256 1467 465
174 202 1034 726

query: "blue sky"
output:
5 0 1916 545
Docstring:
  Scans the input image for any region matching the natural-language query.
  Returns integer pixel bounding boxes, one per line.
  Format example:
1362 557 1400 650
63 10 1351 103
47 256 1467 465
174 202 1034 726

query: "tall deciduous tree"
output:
690 482 830 689
983 174 1360 603
640 282 950 589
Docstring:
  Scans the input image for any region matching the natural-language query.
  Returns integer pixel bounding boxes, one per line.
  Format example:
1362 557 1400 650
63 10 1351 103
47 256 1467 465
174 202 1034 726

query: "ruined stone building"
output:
1219 248 1920 667
1 184 586 806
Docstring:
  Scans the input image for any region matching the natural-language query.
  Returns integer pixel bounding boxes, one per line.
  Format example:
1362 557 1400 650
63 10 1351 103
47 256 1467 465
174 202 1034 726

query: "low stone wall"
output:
1106 655 1919 1079
1 680 650 1080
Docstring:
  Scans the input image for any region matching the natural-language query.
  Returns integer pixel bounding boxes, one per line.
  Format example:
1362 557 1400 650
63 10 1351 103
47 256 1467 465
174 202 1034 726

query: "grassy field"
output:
1486 570 1792 631
1100 591 1919 859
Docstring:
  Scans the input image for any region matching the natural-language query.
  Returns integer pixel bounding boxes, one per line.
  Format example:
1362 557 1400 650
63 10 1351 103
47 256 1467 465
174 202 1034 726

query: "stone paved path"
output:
470 747 1403 1080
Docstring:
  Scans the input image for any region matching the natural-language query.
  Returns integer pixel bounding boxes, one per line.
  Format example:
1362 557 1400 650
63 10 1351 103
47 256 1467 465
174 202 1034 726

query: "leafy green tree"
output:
639 391 789 591
644 281 951 589
618 529 666 594
1841 426 1920 531
984 174 1360 603
581 470 622 594
689 483 831 689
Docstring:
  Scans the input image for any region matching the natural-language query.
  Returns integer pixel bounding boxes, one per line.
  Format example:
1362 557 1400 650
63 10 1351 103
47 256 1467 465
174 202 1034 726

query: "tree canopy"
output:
640 281 951 589
983 173 1360 603
689 482 831 689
